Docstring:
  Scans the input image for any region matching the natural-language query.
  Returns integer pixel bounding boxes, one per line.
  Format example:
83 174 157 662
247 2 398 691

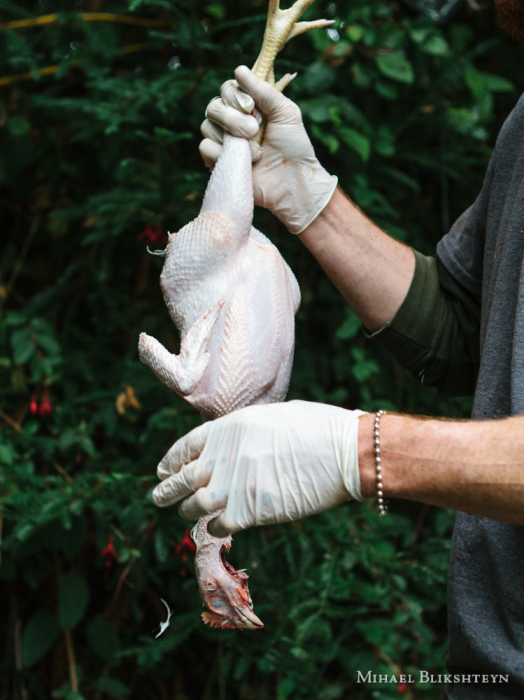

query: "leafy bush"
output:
1 0 522 698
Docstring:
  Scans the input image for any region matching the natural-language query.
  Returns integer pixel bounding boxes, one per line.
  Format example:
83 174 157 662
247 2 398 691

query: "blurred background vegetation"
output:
1 0 523 698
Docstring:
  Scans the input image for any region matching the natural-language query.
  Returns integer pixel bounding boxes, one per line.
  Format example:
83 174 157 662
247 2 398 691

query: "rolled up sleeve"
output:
367 250 481 396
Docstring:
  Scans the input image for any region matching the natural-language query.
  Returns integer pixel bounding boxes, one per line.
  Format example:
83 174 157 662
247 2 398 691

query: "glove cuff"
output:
284 173 338 235
341 409 367 502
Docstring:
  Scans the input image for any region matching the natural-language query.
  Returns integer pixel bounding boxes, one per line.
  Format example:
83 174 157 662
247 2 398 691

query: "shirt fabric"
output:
367 250 481 396
372 92 524 698
437 92 524 700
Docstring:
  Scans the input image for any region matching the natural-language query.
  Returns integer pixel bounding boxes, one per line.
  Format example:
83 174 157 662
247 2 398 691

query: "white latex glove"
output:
152 401 365 537
199 65 338 235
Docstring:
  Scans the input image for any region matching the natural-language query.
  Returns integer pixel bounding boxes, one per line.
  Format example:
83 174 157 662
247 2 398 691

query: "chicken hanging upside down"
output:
139 131 298 631
138 0 333 631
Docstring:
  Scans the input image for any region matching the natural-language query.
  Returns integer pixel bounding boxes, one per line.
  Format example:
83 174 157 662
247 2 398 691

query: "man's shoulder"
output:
437 92 524 294
494 92 524 152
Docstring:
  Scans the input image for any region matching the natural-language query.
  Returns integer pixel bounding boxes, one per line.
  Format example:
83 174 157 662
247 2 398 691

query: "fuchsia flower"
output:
100 535 119 578
30 388 52 416
30 395 38 415
39 388 52 416
137 223 165 246
174 528 196 576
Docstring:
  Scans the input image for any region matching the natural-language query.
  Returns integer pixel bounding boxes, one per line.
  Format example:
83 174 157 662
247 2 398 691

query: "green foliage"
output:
0 0 523 698
59 573 90 629
86 615 121 662
21 609 61 668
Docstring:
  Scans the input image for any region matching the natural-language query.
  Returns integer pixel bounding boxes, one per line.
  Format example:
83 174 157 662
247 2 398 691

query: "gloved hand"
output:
152 401 365 537
199 65 338 235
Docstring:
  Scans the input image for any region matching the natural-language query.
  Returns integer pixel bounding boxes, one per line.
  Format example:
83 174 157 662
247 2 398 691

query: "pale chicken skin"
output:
138 133 300 630
139 134 299 420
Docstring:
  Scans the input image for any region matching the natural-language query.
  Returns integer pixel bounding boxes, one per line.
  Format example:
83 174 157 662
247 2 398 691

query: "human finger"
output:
178 487 227 520
234 65 291 120
153 458 211 507
199 137 261 168
201 118 224 145
157 422 211 481
220 79 255 113
199 138 222 169
206 98 259 139
200 113 263 160
207 509 244 538
248 139 263 162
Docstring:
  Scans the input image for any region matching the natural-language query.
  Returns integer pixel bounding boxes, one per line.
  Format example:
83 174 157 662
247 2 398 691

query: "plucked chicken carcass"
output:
139 0 332 631
139 132 300 421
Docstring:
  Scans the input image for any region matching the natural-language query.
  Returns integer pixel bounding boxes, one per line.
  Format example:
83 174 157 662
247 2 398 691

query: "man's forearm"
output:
298 187 415 333
358 413 524 525
298 183 522 522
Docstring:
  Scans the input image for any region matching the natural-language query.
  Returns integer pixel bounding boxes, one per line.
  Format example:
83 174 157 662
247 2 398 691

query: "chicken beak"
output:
235 605 264 630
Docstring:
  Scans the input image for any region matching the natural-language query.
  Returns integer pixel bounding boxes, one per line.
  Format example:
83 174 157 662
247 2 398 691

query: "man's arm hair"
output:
358 411 524 525
300 187 480 396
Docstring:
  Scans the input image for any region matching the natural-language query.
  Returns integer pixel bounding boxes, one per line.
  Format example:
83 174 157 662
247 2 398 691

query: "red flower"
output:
137 223 165 246
39 388 52 416
398 682 407 694
175 528 196 576
30 395 38 414
100 534 119 578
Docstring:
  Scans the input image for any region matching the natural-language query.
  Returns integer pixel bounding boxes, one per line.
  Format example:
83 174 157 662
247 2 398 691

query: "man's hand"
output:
152 401 364 537
199 65 338 234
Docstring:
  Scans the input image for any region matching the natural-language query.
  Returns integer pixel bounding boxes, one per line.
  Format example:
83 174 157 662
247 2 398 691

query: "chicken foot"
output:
252 0 334 84
251 0 334 144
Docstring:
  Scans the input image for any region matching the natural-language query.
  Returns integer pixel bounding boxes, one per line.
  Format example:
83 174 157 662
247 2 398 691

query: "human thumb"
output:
208 509 243 538
234 65 290 119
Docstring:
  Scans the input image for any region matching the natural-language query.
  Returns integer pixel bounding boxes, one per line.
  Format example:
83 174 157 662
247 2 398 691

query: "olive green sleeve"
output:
366 250 481 396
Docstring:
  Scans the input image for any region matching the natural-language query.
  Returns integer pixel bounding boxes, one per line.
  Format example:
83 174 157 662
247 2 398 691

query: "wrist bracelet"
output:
374 410 389 518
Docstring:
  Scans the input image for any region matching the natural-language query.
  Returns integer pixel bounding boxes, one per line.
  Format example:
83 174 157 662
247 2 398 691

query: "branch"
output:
64 630 79 692
0 43 150 87
0 407 22 433
0 13 173 31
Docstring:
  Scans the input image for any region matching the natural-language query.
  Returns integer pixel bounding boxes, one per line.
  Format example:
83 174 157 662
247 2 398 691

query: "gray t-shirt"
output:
437 92 524 698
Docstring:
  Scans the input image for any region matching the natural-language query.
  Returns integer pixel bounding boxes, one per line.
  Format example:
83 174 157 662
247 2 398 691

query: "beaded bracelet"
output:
374 410 389 518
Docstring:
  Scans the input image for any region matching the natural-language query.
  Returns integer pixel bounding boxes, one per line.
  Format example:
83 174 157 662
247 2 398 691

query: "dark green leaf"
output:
374 126 395 156
302 62 335 93
375 81 399 99
21 610 60 667
345 24 364 43
96 677 130 696
422 34 450 56
311 125 339 154
339 127 370 160
336 309 361 340
59 573 90 630
86 616 120 662
483 73 514 92
11 327 34 364
154 528 170 563
60 516 88 560
0 443 15 466
464 64 484 99
375 52 414 84
8 115 30 137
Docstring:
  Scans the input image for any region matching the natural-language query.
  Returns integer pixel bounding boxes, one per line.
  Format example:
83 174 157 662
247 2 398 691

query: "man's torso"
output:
437 92 524 698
